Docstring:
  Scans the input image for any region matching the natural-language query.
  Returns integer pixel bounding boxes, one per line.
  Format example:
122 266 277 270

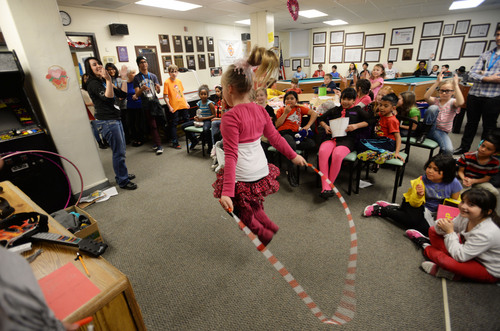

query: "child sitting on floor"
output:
364 154 462 235
357 93 403 164
457 134 500 197
406 188 500 283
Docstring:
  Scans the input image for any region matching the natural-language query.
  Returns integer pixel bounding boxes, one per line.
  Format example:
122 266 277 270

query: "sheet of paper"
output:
97 186 119 203
329 117 349 138
38 262 101 320
358 180 373 188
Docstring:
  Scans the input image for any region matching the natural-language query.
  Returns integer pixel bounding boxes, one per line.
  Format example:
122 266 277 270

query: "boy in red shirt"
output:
286 77 302 94
357 93 403 164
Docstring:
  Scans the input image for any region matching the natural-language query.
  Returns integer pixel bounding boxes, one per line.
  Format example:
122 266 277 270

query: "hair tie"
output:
233 58 252 77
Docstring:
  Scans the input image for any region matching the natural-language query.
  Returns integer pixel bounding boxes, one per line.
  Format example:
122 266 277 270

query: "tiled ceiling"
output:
57 0 500 31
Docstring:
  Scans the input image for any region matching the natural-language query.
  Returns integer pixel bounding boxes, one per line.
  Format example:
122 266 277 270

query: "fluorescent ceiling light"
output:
299 10 328 18
449 0 484 10
235 19 251 25
135 0 201 11
324 19 348 26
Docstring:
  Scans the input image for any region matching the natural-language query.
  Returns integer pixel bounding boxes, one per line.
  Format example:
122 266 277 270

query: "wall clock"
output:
59 11 71 26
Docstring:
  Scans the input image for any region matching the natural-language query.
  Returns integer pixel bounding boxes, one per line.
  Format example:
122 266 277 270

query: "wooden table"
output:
0 181 146 331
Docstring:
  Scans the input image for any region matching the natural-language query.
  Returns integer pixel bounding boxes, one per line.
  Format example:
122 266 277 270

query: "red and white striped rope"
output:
226 163 358 325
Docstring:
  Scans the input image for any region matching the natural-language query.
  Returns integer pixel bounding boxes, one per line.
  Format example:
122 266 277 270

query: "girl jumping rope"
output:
406 188 500 283
214 47 307 246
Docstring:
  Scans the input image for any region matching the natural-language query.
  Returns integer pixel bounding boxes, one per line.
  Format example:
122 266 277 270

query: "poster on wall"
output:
208 53 216 67
207 37 214 52
210 67 223 77
186 55 196 70
198 54 206 70
217 40 243 65
173 35 183 53
184 36 194 53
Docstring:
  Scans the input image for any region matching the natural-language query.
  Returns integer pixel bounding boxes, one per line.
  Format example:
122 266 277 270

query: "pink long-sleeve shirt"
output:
221 103 297 197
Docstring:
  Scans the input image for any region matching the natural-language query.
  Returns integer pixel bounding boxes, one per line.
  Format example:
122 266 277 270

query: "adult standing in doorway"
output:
84 57 137 190
134 56 165 155
454 27 500 155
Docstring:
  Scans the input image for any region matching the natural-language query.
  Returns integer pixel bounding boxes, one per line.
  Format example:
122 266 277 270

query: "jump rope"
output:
221 163 358 325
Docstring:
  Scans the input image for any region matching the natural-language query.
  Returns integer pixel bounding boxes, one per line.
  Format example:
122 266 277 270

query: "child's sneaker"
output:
375 151 394 164
357 150 378 161
152 145 159 151
156 146 164 155
421 261 456 280
376 200 399 208
363 203 382 217
406 229 431 249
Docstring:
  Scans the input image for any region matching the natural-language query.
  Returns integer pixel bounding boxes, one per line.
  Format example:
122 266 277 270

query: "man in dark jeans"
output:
453 27 500 155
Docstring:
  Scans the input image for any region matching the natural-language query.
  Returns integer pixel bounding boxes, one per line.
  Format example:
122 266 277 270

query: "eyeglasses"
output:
440 89 454 93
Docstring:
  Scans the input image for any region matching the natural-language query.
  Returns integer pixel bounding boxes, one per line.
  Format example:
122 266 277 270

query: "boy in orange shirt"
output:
357 93 403 164
286 77 302 94
163 64 190 149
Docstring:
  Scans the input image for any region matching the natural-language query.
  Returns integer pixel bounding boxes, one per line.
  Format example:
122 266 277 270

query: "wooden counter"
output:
0 181 146 331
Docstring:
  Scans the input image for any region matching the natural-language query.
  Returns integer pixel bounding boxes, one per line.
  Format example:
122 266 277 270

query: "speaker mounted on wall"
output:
109 24 129 36
241 33 250 41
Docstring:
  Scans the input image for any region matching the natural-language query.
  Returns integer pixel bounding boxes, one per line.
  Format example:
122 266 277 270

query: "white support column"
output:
0 0 108 194
250 11 275 49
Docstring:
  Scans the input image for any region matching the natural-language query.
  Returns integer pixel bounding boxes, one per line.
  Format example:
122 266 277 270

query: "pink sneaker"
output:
406 229 431 249
363 203 381 217
376 200 399 208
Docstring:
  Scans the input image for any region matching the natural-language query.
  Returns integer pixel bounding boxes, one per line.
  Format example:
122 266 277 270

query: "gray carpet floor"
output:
86 126 500 331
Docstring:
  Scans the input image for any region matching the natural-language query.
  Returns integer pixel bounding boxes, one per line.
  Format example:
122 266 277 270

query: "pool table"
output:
276 77 351 93
383 76 439 100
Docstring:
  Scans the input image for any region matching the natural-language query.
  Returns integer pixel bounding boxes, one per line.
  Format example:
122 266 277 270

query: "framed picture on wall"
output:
402 48 413 61
469 24 490 38
208 53 215 67
388 48 398 62
207 37 214 52
421 21 443 38
455 20 470 35
284 59 290 67
391 27 415 45
330 31 344 44
196 36 204 52
174 55 184 68
292 59 301 71
304 58 310 67
184 36 194 52
443 24 454 36
116 46 128 62
364 50 380 63
440 36 464 60
313 32 326 45
365 33 385 49
158 35 170 53
186 55 196 70
462 41 487 57
198 54 206 69
344 48 362 63
162 55 172 72
345 32 364 47
329 45 343 63
173 35 183 53
312 46 326 63
417 38 439 61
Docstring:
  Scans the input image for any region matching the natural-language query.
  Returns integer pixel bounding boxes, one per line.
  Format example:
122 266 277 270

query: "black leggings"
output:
380 199 431 235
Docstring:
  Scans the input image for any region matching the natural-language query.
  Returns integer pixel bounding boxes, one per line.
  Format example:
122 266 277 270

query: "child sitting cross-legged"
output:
363 154 462 235
457 134 500 197
357 93 403 164
406 188 500 283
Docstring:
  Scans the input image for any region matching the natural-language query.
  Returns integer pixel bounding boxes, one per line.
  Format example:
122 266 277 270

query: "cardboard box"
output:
65 205 104 243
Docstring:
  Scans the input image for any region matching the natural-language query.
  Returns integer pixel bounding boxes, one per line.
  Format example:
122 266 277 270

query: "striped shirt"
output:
457 151 500 179
434 98 460 133
469 47 500 98
196 99 214 117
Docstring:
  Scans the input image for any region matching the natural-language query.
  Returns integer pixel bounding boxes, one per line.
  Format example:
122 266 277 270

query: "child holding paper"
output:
317 88 371 199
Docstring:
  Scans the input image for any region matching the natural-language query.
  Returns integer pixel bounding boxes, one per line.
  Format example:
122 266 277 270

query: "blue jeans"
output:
90 120 102 143
94 120 130 187
211 120 221 145
424 105 453 154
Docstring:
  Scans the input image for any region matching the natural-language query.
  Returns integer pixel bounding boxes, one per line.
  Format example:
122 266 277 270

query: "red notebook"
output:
436 204 460 221
38 262 101 320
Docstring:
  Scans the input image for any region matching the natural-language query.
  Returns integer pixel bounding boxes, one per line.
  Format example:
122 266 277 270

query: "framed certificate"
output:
391 27 415 45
